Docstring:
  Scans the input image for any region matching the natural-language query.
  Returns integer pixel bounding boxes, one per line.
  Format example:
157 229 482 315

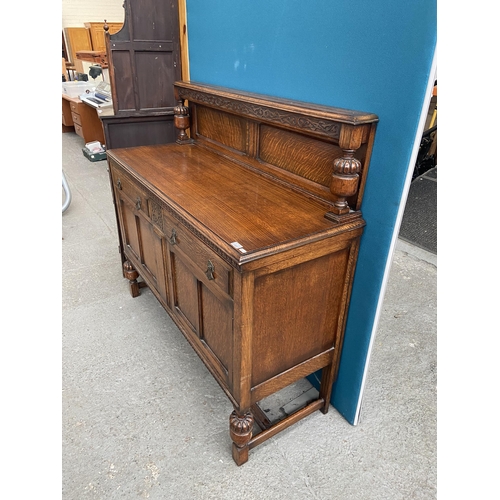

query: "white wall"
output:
62 0 125 28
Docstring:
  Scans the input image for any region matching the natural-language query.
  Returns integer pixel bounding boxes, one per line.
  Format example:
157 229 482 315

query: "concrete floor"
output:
62 131 437 499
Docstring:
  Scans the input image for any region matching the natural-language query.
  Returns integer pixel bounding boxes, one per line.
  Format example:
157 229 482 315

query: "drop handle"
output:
169 228 177 245
135 197 141 210
205 260 215 281
116 179 122 190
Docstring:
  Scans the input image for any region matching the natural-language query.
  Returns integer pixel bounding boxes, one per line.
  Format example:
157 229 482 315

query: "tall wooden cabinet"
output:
63 23 123 66
100 0 182 150
64 27 92 66
85 22 123 52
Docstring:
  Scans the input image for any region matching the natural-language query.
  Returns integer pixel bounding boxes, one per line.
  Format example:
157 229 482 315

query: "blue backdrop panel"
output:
186 0 436 423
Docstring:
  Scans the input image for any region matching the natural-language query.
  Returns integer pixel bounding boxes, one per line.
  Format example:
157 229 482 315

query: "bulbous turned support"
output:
229 410 254 466
123 260 140 298
325 123 366 222
174 100 192 144
329 150 362 215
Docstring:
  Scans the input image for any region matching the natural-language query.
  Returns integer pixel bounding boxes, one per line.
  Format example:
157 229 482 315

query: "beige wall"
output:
62 0 125 29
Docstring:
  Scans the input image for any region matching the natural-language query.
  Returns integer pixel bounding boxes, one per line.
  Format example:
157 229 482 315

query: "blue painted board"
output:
185 0 437 423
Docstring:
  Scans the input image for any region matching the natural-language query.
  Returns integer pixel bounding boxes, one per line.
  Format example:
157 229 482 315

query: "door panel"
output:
200 283 233 374
120 199 141 262
170 251 200 335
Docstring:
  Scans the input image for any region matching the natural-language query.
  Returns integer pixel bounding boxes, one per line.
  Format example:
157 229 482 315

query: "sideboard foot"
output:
123 260 141 297
232 442 249 466
229 410 254 466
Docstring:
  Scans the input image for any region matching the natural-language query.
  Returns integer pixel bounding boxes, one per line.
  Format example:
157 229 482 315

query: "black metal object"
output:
412 125 437 181
89 64 103 81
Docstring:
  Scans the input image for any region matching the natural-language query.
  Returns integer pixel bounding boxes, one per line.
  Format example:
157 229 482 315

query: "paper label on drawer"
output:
230 241 247 253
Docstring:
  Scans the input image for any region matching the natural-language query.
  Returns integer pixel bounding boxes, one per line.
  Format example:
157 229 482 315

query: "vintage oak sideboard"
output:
106 81 378 465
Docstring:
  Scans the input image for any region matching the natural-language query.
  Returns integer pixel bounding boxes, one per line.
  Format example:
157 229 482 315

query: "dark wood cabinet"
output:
106 81 378 465
100 0 182 150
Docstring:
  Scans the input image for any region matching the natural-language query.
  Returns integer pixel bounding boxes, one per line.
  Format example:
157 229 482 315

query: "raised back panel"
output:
196 105 247 153
176 81 378 210
258 124 343 188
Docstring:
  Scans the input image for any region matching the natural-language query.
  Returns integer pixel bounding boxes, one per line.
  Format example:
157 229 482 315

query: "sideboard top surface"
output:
108 144 360 258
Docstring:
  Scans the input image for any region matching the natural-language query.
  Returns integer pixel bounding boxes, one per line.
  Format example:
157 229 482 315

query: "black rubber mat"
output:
399 167 437 254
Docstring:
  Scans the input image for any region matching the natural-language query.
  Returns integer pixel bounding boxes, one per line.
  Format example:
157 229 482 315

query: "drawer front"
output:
70 101 80 113
74 123 84 138
164 212 232 297
111 168 148 216
71 111 82 126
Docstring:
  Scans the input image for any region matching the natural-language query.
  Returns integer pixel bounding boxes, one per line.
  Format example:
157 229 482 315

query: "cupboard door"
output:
116 192 169 306
169 243 233 384
85 22 123 52
64 27 92 65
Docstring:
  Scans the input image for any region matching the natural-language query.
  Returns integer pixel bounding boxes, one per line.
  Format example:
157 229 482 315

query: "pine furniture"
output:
62 94 105 144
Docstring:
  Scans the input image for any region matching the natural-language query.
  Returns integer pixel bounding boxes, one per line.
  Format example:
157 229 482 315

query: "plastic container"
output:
62 81 96 98
82 143 107 162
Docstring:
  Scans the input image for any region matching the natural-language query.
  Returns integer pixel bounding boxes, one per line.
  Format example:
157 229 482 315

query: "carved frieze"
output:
148 191 240 268
177 88 341 139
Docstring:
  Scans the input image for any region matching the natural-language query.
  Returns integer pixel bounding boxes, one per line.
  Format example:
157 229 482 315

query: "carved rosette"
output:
229 410 254 448
329 150 362 215
174 100 192 144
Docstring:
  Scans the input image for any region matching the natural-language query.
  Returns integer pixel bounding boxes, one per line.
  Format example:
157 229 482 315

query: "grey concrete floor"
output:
62 131 437 499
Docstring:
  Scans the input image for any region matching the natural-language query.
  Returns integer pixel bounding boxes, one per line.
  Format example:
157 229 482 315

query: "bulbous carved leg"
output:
123 260 140 298
229 410 254 466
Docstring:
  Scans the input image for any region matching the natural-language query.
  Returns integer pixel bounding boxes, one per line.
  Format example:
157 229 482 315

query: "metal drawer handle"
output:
169 228 177 245
205 260 215 281
135 197 141 210
116 179 122 190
